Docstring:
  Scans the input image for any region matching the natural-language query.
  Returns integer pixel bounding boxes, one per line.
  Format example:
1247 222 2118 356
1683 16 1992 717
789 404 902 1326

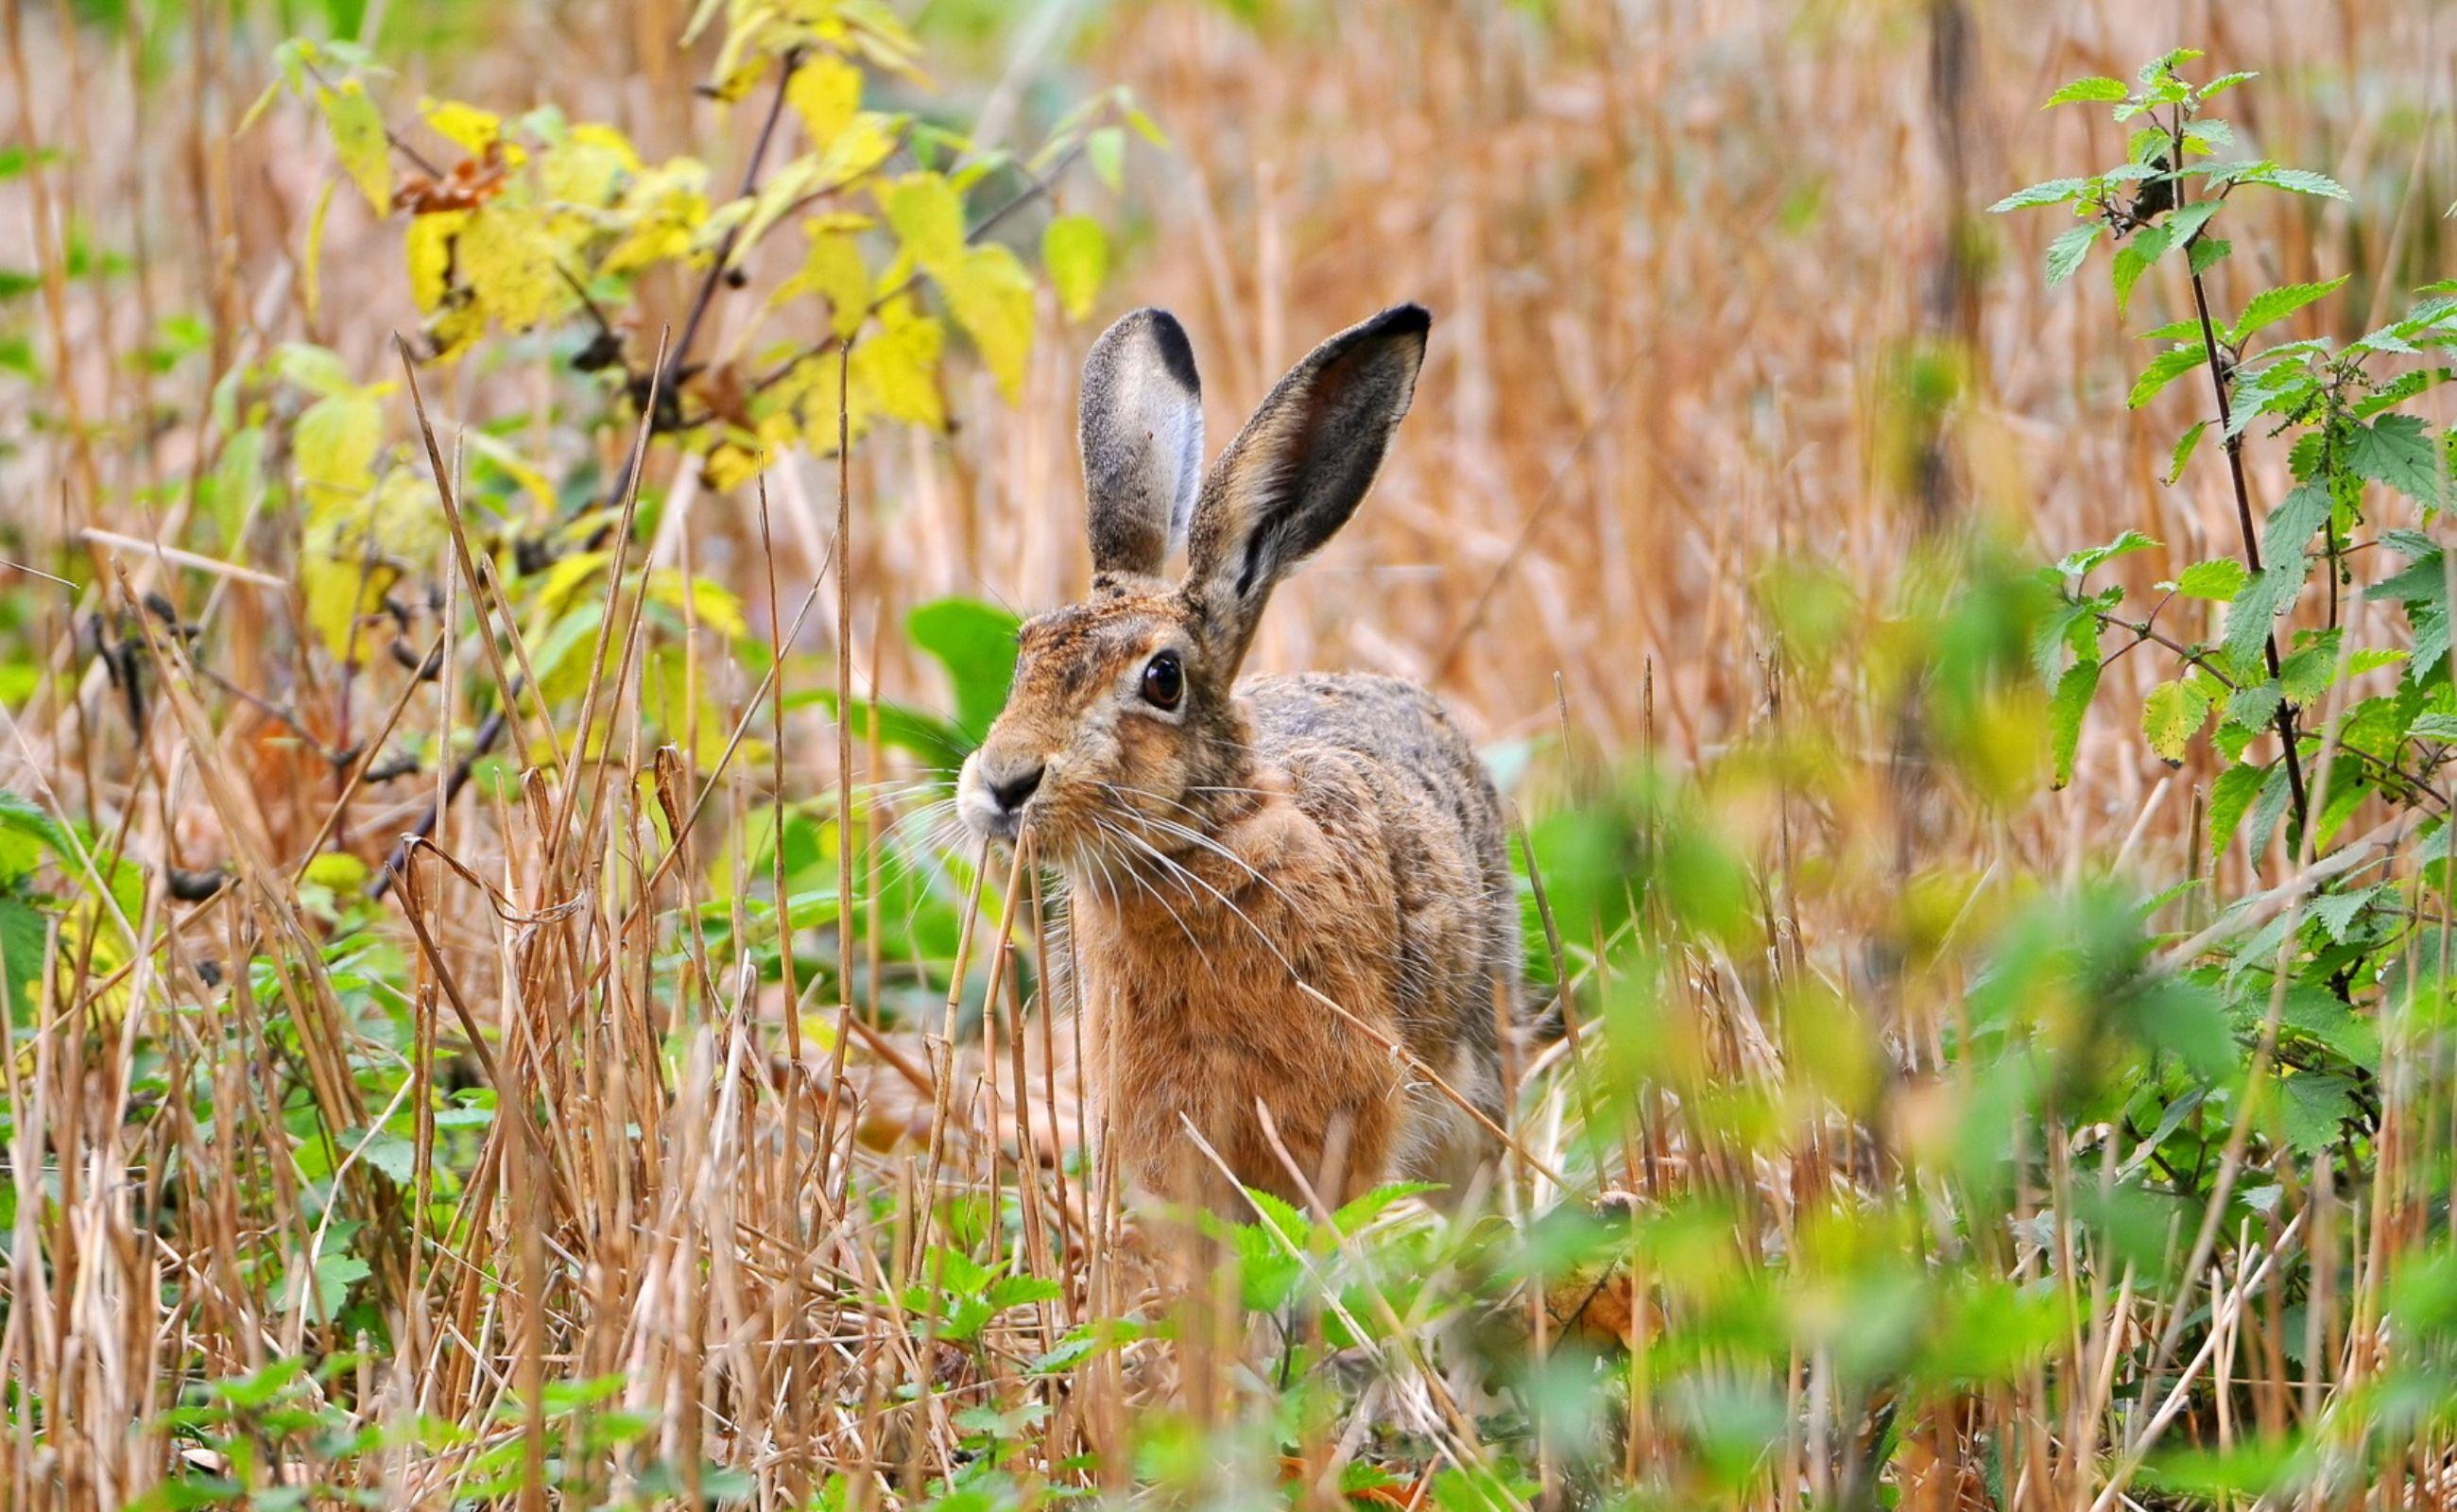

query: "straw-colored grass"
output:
1 1 2453 1507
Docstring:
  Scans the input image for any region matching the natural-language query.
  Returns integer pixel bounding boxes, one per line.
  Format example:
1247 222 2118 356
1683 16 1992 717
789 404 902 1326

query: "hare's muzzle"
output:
957 752 1044 843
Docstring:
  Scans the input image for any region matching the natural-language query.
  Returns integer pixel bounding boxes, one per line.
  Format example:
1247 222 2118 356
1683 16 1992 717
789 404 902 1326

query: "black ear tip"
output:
1370 302 1433 341
1097 307 1199 395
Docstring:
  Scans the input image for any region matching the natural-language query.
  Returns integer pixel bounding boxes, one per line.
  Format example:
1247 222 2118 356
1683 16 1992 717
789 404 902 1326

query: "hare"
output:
956 304 1521 1212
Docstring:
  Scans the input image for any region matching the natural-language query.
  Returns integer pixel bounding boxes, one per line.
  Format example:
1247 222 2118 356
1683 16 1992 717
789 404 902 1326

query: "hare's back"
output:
1238 672 1522 1072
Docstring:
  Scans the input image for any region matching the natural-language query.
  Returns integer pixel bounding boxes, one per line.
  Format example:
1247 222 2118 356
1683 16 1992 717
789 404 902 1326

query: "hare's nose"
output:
988 765 1044 815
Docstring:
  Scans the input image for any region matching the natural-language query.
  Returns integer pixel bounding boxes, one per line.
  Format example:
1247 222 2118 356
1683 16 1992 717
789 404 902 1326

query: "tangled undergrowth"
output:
1 7 2455 1510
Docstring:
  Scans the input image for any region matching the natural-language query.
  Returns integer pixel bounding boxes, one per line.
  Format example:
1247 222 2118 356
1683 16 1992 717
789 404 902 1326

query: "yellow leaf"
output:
301 470 444 660
302 177 339 323
602 160 710 278
644 569 749 640
405 211 467 311
700 431 770 492
421 97 502 156
941 243 1035 402
293 389 386 504
880 172 964 278
457 206 576 331
848 298 945 430
812 111 901 188
318 80 392 214
787 53 862 150
799 220 871 337
1040 213 1106 321
541 123 642 208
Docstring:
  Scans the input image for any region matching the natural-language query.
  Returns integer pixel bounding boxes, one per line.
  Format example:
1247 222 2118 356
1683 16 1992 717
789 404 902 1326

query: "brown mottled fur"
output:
960 306 1520 1211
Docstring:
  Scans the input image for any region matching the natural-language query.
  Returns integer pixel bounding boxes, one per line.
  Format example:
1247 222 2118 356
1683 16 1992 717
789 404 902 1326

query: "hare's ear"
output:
1079 308 1204 579
1182 304 1429 662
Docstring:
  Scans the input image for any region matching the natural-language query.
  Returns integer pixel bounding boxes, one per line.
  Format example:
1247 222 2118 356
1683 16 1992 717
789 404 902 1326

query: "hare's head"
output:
957 304 1431 865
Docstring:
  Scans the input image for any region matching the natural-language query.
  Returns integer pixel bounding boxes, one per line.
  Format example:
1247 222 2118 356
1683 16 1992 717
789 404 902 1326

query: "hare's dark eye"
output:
1141 650 1184 711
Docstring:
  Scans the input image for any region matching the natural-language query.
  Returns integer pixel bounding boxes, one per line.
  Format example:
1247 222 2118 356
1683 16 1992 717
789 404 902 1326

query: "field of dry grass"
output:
2 0 2455 1507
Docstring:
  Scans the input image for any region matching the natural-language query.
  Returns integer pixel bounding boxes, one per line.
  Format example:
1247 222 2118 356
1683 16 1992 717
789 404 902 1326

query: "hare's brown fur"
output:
961 305 1519 1211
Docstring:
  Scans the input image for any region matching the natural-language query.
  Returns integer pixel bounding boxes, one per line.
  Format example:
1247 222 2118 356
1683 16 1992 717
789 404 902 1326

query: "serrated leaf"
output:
2057 530 2159 576
941 242 1035 402
2225 680 2281 732
2240 164 2350 201
318 80 392 214
2207 763 2267 857
2231 276 2349 343
456 206 577 332
2166 420 2208 484
2348 413 2442 508
799 221 871 338
846 297 945 431
2044 222 2102 286
2308 888 2373 944
1991 177 2088 213
2189 235 2232 275
294 388 385 502
2049 657 2100 788
2142 679 2211 764
2130 345 2208 408
881 171 966 277
2222 564 2300 665
2259 484 2331 563
786 53 862 149
2277 1073 2356 1156
2174 558 2247 599
2110 222 2171 318
2248 761 2295 856
1040 213 1107 322
2044 77 2129 107
421 98 501 156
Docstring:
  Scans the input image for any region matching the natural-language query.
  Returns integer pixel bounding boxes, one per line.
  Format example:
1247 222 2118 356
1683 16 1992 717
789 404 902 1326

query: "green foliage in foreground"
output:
5 34 2457 1512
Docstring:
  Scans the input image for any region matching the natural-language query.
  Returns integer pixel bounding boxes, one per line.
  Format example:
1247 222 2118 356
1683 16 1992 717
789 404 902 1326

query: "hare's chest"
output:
1074 905 1406 1206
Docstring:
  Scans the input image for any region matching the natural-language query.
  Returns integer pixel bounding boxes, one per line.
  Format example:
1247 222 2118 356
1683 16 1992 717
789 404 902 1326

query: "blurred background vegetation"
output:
2 2 2455 1509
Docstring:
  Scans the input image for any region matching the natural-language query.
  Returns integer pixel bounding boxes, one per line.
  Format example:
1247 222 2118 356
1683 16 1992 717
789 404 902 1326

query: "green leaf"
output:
2044 222 2102 286
1040 213 1108 322
2057 530 2159 576
1990 177 2088 213
2225 680 2281 733
2130 345 2208 408
2189 235 2231 276
2043 77 2130 108
904 596 1022 744
2142 679 2211 764
2347 413 2442 508
2174 558 2247 600
2259 484 2331 563
2308 887 2373 944
2277 1073 2356 1156
2237 164 2350 201
1331 1180 1442 1234
2110 222 2171 319
2166 420 2208 484
0 895 46 1023
2231 276 2349 343
318 79 392 214
1085 126 1125 193
2048 657 2100 789
2222 564 2300 666
2207 764 2267 857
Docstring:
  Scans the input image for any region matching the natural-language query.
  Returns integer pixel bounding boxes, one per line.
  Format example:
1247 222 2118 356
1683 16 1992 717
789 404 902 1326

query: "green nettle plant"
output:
1997 51 2456 1172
